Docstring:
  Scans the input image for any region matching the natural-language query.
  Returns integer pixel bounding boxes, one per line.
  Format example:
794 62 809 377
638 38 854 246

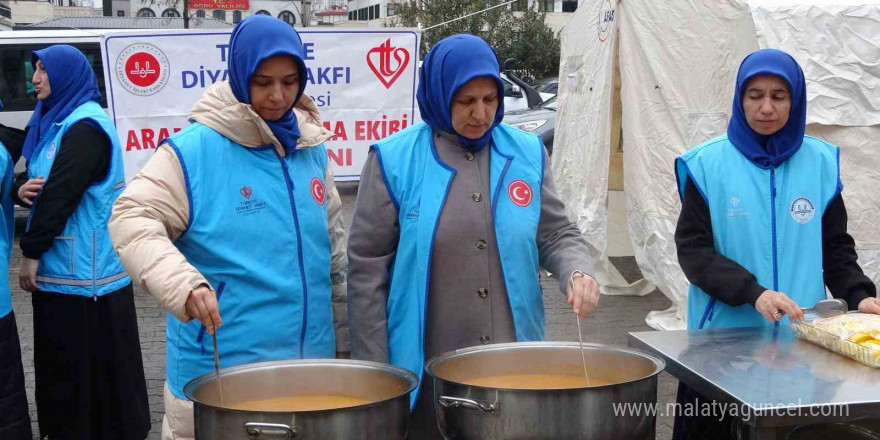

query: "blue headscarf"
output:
228 16 307 151
417 34 505 152
727 49 807 169
22 45 103 162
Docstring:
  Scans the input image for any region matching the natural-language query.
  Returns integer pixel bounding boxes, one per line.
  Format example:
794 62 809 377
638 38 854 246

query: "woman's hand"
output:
19 257 39 292
185 284 222 334
567 272 600 320
755 290 804 322
858 297 880 314
17 176 44 207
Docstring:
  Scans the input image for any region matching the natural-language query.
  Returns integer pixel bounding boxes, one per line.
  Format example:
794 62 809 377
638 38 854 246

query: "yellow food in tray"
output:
791 313 880 367
849 332 874 344
810 313 880 340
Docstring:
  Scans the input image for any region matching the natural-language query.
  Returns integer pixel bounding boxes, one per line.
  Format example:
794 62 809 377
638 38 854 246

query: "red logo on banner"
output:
508 180 533 207
311 178 325 205
240 186 253 199
125 52 161 87
115 43 170 96
367 39 410 89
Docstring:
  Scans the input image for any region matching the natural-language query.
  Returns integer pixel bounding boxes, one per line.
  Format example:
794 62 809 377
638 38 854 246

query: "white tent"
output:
553 0 880 330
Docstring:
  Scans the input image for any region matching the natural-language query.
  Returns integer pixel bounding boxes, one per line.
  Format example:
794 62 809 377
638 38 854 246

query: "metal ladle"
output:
802 298 847 318
575 313 591 387
778 298 847 320
194 282 226 408
212 331 224 408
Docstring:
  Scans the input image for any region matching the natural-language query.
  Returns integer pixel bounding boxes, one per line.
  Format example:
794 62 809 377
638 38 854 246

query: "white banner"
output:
102 28 420 181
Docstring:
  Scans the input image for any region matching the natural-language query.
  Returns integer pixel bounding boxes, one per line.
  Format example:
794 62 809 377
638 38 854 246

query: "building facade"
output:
316 4 344 24
125 0 302 25
535 0 581 13
0 0 94 26
1 0 13 28
312 0 343 11
344 0 583 28
346 0 404 21
7 0 94 25
9 0 53 25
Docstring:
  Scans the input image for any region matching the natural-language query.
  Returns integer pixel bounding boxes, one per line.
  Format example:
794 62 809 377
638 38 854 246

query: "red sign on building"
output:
188 0 249 10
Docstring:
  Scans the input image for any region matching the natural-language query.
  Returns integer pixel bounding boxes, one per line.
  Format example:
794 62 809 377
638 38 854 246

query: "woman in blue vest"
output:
348 34 599 439
109 16 347 440
673 49 880 440
0 99 32 440
12 45 150 440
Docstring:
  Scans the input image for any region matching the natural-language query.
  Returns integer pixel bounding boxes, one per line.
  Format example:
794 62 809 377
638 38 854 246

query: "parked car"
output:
533 77 558 96
504 95 557 155
501 72 555 112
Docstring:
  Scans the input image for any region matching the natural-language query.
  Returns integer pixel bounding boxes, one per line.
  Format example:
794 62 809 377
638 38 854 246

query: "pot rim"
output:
183 358 419 413
424 341 666 391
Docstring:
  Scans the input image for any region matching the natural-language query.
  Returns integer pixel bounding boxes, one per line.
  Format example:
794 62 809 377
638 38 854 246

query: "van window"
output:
0 43 107 112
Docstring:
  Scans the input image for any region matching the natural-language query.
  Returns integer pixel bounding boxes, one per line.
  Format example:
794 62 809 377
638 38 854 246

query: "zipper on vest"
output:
770 168 779 291
275 153 309 359
698 298 716 330
92 230 98 301
770 168 780 327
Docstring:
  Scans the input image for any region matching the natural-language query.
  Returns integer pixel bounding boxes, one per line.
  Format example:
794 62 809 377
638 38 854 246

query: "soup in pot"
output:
229 395 372 411
463 373 616 389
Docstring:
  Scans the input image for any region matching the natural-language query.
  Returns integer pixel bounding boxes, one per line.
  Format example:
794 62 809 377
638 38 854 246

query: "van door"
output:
0 42 107 129
0 42 106 175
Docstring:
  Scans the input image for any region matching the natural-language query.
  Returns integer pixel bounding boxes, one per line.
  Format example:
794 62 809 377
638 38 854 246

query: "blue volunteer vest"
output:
0 144 14 318
26 101 130 297
374 122 546 407
164 123 334 399
676 135 840 329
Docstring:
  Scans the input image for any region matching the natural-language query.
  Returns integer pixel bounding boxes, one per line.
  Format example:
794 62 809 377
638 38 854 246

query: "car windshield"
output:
539 83 558 94
541 96 557 110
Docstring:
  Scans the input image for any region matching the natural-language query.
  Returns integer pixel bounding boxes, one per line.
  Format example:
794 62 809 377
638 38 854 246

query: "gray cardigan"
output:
347 131 594 363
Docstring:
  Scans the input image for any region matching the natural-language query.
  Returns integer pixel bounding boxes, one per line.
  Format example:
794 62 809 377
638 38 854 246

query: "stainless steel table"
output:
628 326 880 439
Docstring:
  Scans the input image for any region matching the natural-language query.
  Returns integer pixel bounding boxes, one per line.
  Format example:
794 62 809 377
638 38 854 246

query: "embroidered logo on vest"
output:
236 186 265 217
404 198 419 222
790 197 815 224
311 178 326 205
727 196 747 218
405 208 419 223
508 180 533 207
46 141 57 159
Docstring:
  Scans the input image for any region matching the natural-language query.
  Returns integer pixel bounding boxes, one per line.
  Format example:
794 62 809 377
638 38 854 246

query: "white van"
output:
0 30 115 129
0 29 213 129
0 29 207 178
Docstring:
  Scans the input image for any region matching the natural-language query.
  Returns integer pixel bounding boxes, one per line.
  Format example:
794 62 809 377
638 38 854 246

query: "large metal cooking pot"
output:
184 359 418 440
425 342 665 440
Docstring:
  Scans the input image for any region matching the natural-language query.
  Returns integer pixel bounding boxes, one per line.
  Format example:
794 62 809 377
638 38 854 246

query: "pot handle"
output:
438 396 498 414
244 422 298 439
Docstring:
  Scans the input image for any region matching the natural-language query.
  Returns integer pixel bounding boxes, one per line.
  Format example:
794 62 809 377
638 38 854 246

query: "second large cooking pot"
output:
425 342 665 440
184 359 418 440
